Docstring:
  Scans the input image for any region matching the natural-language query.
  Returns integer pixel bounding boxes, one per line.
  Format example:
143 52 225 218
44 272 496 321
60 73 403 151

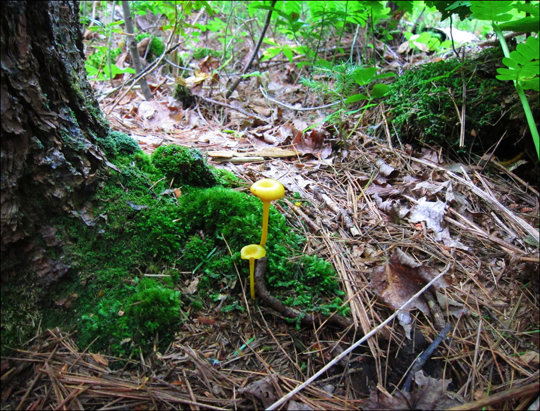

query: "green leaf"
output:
425 1 472 20
515 3 540 17
353 67 377 86
393 1 415 14
371 84 390 98
499 16 540 33
345 94 369 104
282 46 294 62
262 38 279 46
521 78 540 91
470 1 514 22
260 46 281 61
496 37 539 89
314 59 332 69
242 71 262 78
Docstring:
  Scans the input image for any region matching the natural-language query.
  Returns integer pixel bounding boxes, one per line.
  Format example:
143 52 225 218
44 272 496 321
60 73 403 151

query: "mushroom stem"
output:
249 258 256 299
260 201 270 247
241 244 266 300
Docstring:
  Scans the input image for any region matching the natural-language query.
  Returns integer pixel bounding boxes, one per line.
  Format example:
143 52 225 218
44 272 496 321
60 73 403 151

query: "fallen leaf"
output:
520 351 539 365
292 128 332 159
370 249 450 333
90 352 109 367
239 377 278 409
199 55 219 74
360 371 464 410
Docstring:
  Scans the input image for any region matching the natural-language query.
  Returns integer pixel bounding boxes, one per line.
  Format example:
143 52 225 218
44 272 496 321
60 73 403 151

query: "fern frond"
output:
497 36 540 91
470 1 514 22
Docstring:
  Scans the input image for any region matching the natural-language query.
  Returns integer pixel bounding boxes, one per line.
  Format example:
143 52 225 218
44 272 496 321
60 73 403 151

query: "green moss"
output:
96 130 141 158
127 278 181 333
214 167 244 188
386 51 516 150
9 144 348 359
151 144 218 187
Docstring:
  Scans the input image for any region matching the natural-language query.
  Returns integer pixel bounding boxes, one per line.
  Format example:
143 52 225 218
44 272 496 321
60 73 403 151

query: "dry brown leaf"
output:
371 249 450 329
90 352 109 367
292 128 332 159
360 371 464 410
239 376 277 409
199 55 219 74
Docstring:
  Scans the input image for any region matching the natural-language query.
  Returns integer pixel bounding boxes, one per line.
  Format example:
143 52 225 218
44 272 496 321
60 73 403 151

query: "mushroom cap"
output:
241 244 267 260
250 179 285 202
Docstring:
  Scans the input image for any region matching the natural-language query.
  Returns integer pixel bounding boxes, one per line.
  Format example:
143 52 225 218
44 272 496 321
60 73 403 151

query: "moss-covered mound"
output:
1 143 348 359
386 48 538 157
151 144 219 187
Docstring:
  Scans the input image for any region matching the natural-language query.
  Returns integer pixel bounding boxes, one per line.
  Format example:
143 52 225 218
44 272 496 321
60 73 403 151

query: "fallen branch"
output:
254 257 352 329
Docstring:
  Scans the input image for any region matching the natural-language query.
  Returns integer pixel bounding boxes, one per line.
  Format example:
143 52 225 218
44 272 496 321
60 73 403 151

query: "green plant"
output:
427 1 539 159
471 2 539 159
265 1 391 64
300 60 394 142
83 14 136 81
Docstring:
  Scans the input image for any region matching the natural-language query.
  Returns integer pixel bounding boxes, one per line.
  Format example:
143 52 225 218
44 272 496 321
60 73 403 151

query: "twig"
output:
266 263 452 410
447 382 539 411
182 369 199 411
402 322 452 392
282 198 320 232
225 0 277 99
260 86 340 112
196 95 268 123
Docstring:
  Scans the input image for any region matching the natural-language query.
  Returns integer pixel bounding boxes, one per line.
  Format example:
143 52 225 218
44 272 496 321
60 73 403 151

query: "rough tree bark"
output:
1 1 112 286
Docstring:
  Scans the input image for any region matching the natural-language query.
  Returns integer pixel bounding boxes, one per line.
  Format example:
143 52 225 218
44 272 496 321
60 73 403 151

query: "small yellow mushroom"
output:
241 244 266 299
250 179 285 247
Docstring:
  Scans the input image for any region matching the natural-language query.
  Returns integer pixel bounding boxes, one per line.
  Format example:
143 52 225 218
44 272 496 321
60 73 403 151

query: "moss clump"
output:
151 144 218 187
24 142 348 359
127 278 181 333
214 167 243 188
385 51 517 151
96 130 141 158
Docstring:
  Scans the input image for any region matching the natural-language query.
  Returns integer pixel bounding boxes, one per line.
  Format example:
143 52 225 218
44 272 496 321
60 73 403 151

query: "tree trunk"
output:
1 1 111 285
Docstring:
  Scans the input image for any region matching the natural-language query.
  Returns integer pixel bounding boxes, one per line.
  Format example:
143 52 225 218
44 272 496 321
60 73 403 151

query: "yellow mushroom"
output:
250 179 285 247
241 244 266 299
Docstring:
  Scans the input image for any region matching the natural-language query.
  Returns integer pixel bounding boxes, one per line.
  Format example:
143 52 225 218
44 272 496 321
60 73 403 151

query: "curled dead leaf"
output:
370 249 450 329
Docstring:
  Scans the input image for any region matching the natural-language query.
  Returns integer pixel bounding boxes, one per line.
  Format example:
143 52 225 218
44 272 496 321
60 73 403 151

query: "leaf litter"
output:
2 21 539 411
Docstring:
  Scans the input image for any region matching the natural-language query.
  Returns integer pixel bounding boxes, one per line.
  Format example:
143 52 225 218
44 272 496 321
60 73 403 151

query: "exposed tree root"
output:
254 257 354 330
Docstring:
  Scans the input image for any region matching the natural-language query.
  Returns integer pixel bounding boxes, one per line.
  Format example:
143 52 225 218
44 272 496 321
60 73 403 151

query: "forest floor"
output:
2 38 539 410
